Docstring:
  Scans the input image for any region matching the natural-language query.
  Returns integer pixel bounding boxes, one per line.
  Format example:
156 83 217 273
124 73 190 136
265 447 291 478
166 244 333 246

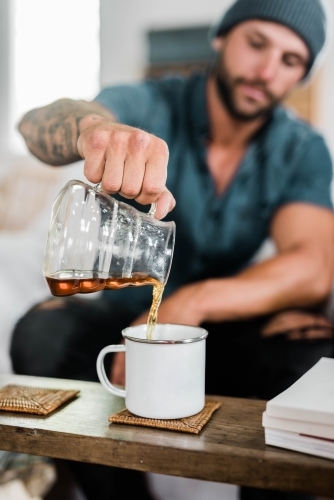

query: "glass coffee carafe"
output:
43 180 175 296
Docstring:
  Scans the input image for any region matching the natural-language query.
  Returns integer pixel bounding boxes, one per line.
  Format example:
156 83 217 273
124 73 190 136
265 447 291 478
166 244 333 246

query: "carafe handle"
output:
148 202 157 217
95 183 157 217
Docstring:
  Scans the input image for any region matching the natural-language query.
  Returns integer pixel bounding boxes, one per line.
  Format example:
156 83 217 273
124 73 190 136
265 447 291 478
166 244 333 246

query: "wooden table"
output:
0 374 333 498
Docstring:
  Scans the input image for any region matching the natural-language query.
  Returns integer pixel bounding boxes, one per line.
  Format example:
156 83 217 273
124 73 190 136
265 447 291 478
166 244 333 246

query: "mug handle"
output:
96 345 126 398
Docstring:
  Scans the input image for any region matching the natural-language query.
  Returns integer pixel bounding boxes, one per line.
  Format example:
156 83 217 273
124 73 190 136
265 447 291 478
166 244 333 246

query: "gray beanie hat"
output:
214 0 327 75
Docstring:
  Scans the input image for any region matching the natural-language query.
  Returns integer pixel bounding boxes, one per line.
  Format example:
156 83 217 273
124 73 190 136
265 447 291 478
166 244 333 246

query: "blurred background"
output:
0 1 333 497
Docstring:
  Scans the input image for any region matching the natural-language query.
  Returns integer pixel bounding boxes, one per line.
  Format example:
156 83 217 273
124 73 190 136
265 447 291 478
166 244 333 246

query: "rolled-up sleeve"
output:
280 135 333 210
94 82 170 136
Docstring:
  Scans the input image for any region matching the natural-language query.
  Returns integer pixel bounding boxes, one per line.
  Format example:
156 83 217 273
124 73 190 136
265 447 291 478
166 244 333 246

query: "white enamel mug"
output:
96 324 208 419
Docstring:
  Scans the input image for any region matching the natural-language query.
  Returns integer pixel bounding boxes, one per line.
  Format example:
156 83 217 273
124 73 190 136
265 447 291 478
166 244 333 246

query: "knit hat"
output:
212 0 328 76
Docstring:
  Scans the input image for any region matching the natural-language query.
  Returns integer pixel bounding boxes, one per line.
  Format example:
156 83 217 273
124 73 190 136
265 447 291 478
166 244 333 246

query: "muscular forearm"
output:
18 98 114 166
143 205 334 326
195 247 332 323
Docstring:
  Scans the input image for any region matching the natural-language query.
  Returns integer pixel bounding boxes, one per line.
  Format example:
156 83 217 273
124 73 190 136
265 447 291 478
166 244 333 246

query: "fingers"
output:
101 131 129 193
78 126 108 184
261 310 333 341
151 188 176 220
78 122 174 216
287 327 333 341
133 137 168 204
119 130 151 199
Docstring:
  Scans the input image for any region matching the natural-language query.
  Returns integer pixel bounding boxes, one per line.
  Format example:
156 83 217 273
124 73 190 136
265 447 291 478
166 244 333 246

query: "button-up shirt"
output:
95 73 333 315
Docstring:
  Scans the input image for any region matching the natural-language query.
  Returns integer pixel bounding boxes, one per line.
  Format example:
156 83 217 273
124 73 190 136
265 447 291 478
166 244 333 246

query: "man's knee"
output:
259 333 333 399
10 299 85 379
10 297 131 381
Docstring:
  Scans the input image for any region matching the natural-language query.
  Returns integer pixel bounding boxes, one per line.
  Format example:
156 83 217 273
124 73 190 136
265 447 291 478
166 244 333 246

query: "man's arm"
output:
18 98 175 219
111 202 334 384
18 99 113 166
138 203 334 325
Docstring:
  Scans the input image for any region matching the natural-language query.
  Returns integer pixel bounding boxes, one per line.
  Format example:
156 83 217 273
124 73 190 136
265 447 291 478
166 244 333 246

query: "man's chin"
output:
214 71 276 121
231 102 273 121
229 109 268 121
235 88 276 116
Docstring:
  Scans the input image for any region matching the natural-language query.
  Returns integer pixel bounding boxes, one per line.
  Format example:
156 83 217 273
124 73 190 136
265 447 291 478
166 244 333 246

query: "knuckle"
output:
154 138 169 159
88 130 108 151
143 182 162 198
102 180 121 193
168 195 176 210
111 130 128 149
130 130 150 152
121 184 140 198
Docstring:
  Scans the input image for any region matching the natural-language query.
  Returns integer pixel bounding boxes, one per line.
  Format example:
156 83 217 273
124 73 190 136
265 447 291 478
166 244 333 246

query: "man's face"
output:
214 20 310 121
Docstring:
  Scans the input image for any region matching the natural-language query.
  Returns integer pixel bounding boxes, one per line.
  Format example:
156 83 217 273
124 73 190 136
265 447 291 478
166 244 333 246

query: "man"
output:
12 0 334 499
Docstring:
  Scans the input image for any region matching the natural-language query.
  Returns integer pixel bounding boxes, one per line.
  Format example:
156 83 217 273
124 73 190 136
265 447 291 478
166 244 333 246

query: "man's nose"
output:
257 51 281 82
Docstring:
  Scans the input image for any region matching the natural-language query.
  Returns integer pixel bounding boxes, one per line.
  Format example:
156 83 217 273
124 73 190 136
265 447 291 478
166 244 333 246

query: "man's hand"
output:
110 282 206 385
132 282 207 327
77 116 175 219
261 310 333 340
18 99 175 220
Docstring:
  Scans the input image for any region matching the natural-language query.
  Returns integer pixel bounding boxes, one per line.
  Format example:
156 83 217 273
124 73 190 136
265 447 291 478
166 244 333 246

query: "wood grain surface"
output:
0 374 333 497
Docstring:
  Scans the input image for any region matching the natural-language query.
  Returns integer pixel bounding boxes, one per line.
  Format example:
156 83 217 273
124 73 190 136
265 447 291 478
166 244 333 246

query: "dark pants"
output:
10 297 333 500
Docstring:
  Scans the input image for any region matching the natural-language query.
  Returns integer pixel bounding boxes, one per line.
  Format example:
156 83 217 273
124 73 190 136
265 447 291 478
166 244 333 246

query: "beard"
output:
214 53 281 122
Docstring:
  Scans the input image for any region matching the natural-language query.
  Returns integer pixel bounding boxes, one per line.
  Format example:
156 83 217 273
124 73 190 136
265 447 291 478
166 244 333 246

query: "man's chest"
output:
206 143 246 195
165 143 274 273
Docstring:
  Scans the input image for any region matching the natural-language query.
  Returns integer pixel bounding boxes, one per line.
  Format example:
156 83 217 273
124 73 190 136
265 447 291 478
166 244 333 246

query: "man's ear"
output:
211 36 225 52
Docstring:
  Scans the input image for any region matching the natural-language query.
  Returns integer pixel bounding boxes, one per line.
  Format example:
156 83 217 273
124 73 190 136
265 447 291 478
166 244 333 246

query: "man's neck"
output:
207 76 268 148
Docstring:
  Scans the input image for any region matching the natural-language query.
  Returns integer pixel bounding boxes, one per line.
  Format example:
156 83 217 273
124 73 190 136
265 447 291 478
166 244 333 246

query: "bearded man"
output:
13 0 334 499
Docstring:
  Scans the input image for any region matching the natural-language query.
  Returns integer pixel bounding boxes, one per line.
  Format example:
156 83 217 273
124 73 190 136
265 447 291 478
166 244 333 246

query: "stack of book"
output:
263 357 334 460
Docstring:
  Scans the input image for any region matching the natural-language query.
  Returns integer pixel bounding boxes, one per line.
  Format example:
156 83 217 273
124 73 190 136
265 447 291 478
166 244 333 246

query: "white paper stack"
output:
262 357 334 460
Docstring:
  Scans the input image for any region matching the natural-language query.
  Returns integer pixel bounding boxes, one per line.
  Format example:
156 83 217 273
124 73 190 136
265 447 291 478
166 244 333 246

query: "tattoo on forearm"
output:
19 99 111 166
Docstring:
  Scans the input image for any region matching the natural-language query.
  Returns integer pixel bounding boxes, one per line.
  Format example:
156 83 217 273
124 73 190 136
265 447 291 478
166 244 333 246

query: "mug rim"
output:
122 323 208 344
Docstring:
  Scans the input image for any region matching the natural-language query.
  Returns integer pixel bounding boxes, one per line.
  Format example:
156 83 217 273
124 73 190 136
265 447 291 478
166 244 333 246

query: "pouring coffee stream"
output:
43 180 175 340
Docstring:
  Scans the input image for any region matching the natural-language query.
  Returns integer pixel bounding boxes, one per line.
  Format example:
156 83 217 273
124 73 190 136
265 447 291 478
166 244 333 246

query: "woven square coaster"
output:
109 400 221 434
0 385 79 416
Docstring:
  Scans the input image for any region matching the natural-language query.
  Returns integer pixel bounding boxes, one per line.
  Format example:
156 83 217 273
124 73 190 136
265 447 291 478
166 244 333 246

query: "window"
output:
10 0 100 152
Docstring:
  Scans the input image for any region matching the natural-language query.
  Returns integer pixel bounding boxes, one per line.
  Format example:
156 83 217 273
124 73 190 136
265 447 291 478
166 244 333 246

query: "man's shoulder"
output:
96 74 194 118
258 106 332 209
95 75 194 135
266 106 325 151
260 106 331 171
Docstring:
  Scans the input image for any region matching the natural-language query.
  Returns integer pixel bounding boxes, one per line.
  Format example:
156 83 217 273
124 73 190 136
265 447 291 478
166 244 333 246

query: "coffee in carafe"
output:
47 273 164 340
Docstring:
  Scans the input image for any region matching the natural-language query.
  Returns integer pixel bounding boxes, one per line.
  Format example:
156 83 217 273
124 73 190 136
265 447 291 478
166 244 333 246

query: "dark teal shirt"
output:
95 73 333 315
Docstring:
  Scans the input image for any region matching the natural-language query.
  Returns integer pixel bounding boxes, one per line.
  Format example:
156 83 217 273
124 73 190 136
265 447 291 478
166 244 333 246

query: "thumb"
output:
153 188 176 220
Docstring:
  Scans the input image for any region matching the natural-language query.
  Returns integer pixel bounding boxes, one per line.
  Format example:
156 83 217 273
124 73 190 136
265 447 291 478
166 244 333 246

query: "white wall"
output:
100 0 233 86
100 0 334 156
0 0 11 154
